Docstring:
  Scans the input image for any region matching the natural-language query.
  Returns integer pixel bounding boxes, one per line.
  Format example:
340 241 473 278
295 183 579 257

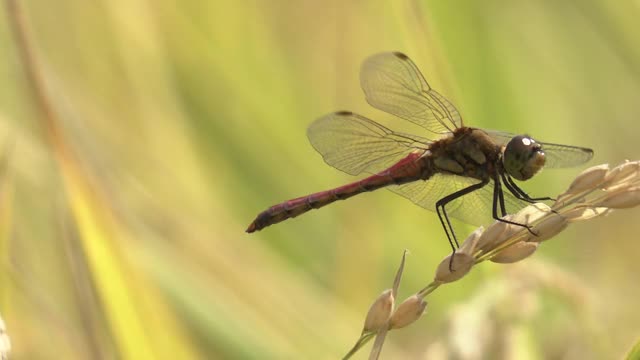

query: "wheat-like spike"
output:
344 161 640 359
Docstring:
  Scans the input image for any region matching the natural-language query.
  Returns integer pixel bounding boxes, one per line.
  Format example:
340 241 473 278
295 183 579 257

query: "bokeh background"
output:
1 0 639 359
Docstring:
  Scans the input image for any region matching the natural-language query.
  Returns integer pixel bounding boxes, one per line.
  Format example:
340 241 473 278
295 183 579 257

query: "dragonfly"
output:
246 52 593 252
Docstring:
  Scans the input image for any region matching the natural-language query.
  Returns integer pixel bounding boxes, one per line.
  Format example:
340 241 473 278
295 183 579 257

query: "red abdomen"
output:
246 152 429 233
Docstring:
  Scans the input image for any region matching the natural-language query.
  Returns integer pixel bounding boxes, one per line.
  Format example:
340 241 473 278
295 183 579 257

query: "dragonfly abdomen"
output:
246 153 427 233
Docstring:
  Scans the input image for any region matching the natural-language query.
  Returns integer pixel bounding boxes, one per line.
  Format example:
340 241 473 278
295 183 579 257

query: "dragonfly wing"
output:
538 142 594 168
307 111 431 176
388 174 526 226
360 52 463 135
485 130 594 169
483 129 515 147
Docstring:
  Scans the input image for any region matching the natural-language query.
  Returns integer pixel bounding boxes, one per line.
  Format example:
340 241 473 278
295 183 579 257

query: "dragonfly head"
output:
502 135 546 181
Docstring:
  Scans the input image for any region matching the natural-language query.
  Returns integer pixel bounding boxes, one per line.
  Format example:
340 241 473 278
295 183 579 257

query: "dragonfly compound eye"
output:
503 135 546 181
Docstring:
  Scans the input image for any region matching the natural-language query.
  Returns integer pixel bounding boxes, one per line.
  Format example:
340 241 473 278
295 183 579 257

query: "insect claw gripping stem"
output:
499 172 559 225
526 225 539 237
435 180 489 272
447 249 457 273
502 172 556 203
493 175 541 236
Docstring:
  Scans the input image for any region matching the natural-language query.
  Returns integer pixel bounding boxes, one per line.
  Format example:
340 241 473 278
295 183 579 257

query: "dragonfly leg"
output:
436 179 489 270
493 178 538 236
501 173 559 215
502 173 555 202
498 178 508 217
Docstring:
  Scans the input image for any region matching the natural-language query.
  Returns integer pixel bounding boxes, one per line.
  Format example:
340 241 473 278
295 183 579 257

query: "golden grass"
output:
5 1 198 357
1 0 639 358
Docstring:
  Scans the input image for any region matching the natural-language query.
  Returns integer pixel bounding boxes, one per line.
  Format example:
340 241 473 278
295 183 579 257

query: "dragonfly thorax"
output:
502 135 546 181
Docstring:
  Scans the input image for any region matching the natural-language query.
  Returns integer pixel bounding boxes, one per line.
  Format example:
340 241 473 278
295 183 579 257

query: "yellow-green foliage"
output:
0 0 639 358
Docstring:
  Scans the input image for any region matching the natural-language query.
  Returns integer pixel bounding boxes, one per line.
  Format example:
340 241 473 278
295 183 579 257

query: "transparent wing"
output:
388 174 527 226
485 130 594 169
360 52 463 135
483 130 516 147
307 111 431 176
538 142 594 168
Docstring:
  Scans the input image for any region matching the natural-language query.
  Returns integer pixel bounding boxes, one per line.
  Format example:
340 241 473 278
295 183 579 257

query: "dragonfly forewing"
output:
360 52 463 135
537 142 594 168
307 111 431 176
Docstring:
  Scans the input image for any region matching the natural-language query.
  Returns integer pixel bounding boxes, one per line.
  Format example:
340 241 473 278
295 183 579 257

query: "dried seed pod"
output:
514 203 552 224
389 295 427 329
565 164 609 194
363 289 394 332
497 203 552 243
490 241 539 263
597 187 640 209
529 214 568 242
476 220 510 251
564 206 610 222
435 252 474 283
603 160 640 192
459 226 484 255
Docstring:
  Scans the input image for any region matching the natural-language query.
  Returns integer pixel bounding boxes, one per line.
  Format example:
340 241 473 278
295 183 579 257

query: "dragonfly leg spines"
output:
491 178 538 236
435 180 489 256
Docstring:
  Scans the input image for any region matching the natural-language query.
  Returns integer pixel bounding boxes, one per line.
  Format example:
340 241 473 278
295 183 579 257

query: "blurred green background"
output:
1 0 639 359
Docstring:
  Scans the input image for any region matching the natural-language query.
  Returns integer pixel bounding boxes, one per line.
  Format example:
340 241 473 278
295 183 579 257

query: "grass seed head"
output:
490 241 539 263
363 289 394 333
460 226 484 255
435 252 474 283
529 214 568 243
477 220 510 251
564 206 610 222
565 164 609 194
515 203 552 225
389 295 427 329
597 187 640 209
603 160 640 191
